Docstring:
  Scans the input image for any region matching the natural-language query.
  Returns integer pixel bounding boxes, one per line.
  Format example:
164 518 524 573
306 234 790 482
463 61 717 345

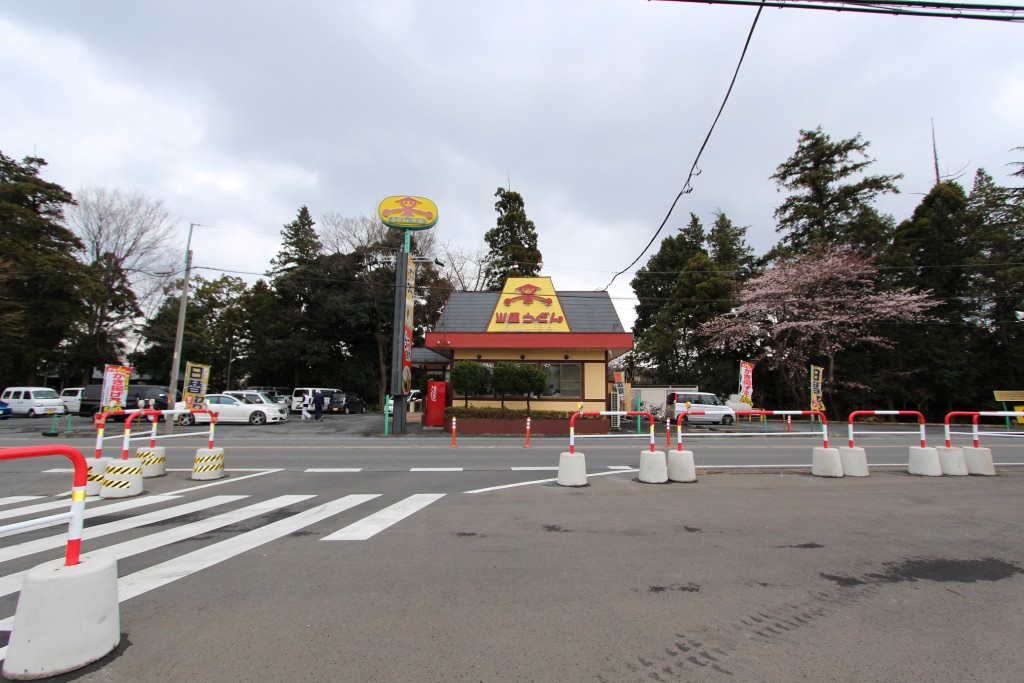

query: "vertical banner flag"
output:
101 365 132 412
402 255 416 395
184 362 211 409
810 365 826 412
738 361 754 404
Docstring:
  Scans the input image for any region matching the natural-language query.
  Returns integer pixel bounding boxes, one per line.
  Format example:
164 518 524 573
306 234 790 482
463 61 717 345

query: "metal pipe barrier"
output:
569 411 655 454
121 408 218 459
945 411 1023 448
847 410 926 449
736 410 830 448
673 410 706 451
0 445 89 565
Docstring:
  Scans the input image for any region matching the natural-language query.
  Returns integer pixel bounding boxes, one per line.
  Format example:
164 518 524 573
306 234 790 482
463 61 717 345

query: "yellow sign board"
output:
487 277 570 332
378 196 438 230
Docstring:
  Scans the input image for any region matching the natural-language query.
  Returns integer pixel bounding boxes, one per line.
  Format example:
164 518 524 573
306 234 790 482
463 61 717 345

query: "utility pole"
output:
167 223 196 433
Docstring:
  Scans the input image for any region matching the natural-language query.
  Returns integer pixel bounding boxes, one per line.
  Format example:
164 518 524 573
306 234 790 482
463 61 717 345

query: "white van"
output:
290 387 342 413
60 387 83 414
672 391 736 425
0 387 67 417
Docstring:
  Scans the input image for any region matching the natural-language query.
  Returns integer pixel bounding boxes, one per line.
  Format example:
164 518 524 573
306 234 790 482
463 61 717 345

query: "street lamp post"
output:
167 223 196 432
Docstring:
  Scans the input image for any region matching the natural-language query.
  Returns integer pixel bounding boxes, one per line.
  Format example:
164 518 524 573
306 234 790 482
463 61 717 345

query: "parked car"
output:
79 384 181 418
0 399 12 420
246 386 291 406
225 390 290 420
0 387 67 417
180 393 288 425
60 387 83 415
672 392 736 425
327 392 365 414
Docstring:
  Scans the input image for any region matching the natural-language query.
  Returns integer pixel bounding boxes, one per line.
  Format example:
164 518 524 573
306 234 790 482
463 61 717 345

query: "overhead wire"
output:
603 1 767 291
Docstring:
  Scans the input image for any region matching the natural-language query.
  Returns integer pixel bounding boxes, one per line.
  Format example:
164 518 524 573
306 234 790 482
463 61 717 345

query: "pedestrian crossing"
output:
0 489 446 661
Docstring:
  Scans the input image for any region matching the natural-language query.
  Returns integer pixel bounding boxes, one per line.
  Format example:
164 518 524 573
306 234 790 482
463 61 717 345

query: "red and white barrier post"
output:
562 411 665 486
848 410 943 476
0 445 120 679
944 411 1003 476
737 410 841 477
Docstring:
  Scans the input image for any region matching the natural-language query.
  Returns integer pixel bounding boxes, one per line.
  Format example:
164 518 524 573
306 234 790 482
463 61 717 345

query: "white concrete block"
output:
936 446 968 476
3 555 120 680
908 446 942 476
137 446 166 478
639 450 668 484
838 447 869 477
557 452 588 487
667 449 697 483
100 458 144 498
191 447 225 481
964 447 996 476
811 447 843 477
85 457 110 497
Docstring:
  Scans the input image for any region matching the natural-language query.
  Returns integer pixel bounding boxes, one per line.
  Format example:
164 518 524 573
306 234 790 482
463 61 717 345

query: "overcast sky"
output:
3 1 1021 329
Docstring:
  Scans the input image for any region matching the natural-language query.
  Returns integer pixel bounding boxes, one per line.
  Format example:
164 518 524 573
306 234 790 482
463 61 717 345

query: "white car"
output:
0 387 67 417
179 394 288 425
673 392 736 425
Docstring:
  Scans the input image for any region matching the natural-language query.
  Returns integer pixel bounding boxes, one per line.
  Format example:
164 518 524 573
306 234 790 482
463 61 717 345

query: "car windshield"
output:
255 392 275 404
35 389 59 399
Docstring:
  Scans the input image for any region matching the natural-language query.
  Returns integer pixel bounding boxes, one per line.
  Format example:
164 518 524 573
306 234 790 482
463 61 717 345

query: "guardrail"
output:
569 411 655 454
0 445 88 565
120 409 218 459
944 411 1023 448
847 410 926 449
736 410 830 448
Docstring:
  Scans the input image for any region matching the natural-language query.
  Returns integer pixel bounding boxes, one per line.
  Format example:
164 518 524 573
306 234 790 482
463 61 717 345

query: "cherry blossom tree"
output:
700 247 936 408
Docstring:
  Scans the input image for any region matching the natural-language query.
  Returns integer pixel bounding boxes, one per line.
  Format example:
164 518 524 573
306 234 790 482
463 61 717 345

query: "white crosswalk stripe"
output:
0 489 448 662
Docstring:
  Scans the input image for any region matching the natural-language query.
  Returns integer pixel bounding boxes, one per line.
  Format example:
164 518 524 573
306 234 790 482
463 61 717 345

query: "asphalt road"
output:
1 414 1023 682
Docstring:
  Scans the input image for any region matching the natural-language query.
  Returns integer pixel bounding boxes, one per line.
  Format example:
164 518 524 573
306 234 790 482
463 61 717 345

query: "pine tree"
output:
482 188 542 291
270 206 322 275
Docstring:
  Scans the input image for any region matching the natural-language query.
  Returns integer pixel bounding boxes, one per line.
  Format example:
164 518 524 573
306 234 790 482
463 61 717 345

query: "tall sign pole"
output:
378 196 438 435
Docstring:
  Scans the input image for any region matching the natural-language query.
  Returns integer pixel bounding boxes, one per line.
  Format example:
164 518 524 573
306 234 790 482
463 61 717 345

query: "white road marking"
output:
607 465 633 470
0 497 43 507
322 494 445 541
163 468 283 495
115 494 381 601
511 467 559 471
464 468 639 494
0 495 314 601
305 468 362 473
410 467 463 472
0 496 247 565
0 494 179 528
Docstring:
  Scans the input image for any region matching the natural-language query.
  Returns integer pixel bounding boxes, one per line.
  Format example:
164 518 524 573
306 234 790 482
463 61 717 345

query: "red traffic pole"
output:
450 416 457 448
524 416 531 448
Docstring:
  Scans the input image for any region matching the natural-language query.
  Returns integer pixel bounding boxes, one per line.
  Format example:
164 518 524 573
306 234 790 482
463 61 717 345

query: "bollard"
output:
191 448 225 480
908 446 942 476
100 458 144 498
811 447 844 478
936 446 968 476
557 451 587 486
638 450 668 484
667 449 696 482
964 447 995 476
837 447 869 477
136 447 166 478
524 416 531 448
450 416 457 449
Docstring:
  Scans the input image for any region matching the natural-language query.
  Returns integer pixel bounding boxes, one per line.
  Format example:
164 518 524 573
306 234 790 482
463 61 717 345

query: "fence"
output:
944 411 1024 448
93 408 218 461
569 411 655 454
847 410 926 449
0 445 89 565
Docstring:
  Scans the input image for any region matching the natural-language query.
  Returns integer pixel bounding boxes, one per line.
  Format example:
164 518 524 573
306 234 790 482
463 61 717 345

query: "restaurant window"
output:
541 363 581 397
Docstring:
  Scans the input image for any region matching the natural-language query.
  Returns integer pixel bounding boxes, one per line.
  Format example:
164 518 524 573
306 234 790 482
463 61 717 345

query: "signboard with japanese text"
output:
402 255 415 394
184 362 210 409
810 365 826 412
486 277 571 332
378 196 439 231
101 365 132 412
738 361 754 404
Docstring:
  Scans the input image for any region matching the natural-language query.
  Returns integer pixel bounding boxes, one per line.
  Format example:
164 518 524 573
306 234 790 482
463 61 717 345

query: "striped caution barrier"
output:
136 447 166 478
191 447 226 480
100 458 144 498
85 457 111 496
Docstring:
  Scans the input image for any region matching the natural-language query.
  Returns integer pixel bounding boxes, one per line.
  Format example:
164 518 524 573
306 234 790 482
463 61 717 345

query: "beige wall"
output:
454 348 605 362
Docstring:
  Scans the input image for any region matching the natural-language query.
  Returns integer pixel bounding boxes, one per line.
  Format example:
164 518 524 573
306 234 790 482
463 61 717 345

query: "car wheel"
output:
180 414 195 426
27 409 36 418
357 406 365 414
249 411 267 425
721 415 735 426
343 406 350 415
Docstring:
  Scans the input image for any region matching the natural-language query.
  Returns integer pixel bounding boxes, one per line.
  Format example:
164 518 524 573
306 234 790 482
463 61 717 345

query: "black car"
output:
79 384 181 418
326 392 365 414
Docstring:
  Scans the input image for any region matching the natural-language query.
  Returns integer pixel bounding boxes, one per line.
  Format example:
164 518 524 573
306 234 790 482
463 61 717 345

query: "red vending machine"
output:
425 380 447 427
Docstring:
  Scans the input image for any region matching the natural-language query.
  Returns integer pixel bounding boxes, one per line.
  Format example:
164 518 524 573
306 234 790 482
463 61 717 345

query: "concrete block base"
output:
557 452 588 487
936 446 968 476
191 447 225 480
100 458 144 498
639 450 668 484
964 447 996 476
908 446 942 476
811 447 843 477
838 447 869 477
85 457 110 497
667 449 696 482
137 446 166 478
2 555 120 680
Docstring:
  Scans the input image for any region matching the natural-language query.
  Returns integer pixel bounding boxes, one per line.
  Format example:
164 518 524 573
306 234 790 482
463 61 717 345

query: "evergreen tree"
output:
0 152 86 385
771 127 901 256
482 188 542 291
270 206 322 275
707 211 756 279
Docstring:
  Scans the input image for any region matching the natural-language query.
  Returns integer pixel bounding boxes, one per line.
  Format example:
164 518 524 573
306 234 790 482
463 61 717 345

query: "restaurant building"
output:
423 277 633 411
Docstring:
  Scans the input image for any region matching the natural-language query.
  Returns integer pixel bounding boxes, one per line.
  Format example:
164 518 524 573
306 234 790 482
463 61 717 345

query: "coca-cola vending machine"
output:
425 380 447 427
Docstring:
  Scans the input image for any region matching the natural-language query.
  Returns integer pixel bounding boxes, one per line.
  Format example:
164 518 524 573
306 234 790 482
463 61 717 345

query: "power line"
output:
603 2 767 290
655 0 1024 22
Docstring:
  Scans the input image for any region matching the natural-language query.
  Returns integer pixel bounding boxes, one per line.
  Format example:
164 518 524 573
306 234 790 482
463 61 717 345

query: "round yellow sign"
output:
378 196 439 231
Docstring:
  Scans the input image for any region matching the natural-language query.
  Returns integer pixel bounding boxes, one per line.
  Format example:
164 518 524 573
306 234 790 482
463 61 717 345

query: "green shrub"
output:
443 406 603 420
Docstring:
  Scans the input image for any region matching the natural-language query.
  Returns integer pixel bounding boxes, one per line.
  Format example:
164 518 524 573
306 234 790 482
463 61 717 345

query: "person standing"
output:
312 389 325 422
301 392 312 420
